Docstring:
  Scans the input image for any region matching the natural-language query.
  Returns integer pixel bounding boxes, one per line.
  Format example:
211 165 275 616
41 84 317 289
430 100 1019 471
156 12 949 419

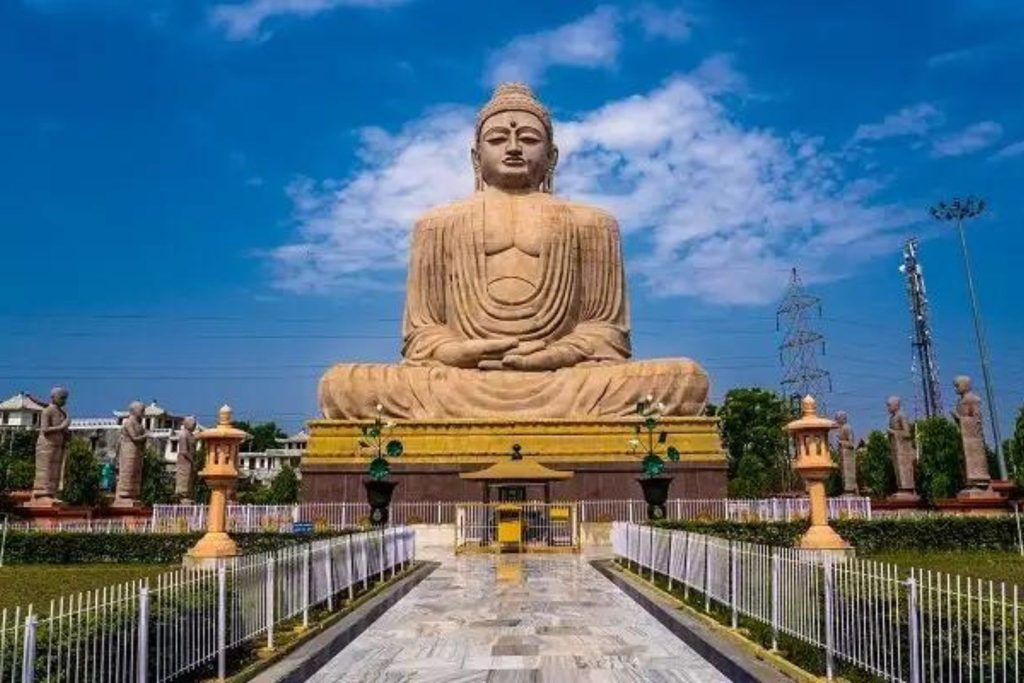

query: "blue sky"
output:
2 0 1023 443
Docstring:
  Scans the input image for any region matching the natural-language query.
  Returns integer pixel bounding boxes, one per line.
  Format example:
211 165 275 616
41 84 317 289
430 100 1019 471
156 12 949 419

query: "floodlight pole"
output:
929 196 1006 479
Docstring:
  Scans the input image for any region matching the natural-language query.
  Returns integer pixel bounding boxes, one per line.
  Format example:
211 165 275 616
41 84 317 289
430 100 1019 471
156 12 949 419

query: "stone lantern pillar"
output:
187 405 248 561
786 395 851 553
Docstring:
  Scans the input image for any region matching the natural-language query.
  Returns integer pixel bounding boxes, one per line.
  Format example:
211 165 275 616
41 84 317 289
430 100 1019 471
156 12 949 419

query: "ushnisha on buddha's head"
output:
472 83 559 193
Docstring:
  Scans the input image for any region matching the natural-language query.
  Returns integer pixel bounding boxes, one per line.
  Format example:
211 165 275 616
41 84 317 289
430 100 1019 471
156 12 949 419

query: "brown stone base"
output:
302 416 727 503
302 459 726 502
935 496 1010 515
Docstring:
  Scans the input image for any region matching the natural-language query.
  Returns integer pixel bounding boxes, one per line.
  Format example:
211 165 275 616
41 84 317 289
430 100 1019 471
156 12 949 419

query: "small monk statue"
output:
175 416 198 503
886 396 919 501
319 83 708 419
27 387 71 507
951 375 993 494
834 411 858 495
113 401 148 508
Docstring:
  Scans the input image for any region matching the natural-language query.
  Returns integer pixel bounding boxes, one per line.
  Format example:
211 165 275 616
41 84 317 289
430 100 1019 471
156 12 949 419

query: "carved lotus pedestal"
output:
301 417 728 502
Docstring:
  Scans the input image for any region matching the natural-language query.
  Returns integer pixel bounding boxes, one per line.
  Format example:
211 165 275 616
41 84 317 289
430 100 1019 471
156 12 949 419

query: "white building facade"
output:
238 429 307 482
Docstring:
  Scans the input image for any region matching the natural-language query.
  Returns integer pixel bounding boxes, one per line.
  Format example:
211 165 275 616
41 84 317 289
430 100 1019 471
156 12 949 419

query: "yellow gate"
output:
454 502 580 554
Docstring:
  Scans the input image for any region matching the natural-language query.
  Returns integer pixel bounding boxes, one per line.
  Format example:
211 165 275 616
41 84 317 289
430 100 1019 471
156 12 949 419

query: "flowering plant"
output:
358 404 404 481
629 395 680 477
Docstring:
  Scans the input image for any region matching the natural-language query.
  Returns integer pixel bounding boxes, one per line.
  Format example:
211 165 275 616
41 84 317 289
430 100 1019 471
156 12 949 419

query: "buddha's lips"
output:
502 158 526 167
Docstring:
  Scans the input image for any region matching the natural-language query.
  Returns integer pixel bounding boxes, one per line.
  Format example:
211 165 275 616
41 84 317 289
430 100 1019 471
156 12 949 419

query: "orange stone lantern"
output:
188 405 248 560
786 395 850 552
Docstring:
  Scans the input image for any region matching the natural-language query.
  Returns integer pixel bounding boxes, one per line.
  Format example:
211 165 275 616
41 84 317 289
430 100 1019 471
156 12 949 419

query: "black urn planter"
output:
363 480 398 527
637 476 673 521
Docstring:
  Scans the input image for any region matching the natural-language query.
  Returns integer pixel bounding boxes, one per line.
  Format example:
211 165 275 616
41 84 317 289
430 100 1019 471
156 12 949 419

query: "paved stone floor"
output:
308 555 727 682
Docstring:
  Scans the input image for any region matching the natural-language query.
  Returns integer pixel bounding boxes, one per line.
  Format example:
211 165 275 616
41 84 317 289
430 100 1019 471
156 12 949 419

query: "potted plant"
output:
359 404 404 527
629 395 680 520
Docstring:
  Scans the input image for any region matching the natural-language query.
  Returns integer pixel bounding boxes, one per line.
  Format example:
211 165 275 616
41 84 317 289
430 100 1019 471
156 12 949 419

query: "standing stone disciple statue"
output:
886 396 919 501
951 375 993 495
834 411 858 495
175 416 198 502
27 387 71 507
319 83 708 419
113 401 148 508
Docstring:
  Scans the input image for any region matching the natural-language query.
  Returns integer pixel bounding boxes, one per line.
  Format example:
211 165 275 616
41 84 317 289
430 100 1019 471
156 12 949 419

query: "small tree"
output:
0 428 39 494
916 416 964 503
719 388 792 493
728 453 771 498
234 421 287 453
1003 404 1024 484
266 466 300 504
60 437 101 506
858 430 895 498
141 445 175 506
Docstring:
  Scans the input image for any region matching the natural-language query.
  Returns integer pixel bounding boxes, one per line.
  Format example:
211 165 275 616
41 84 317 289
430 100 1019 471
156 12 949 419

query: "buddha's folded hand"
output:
434 338 518 369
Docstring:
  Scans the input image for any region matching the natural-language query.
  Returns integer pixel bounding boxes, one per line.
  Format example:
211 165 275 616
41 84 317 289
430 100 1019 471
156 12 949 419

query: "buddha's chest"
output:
481 202 551 305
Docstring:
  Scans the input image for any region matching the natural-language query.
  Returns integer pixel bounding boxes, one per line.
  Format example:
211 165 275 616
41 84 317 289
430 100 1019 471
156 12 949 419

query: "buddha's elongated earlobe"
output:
542 146 559 194
471 148 483 191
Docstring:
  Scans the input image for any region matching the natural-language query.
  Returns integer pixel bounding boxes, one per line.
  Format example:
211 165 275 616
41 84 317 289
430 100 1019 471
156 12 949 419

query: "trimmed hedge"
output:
1 531 348 565
654 516 1022 553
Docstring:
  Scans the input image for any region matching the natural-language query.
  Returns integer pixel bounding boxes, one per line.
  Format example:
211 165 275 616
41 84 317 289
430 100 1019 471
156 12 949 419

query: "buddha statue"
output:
319 83 709 420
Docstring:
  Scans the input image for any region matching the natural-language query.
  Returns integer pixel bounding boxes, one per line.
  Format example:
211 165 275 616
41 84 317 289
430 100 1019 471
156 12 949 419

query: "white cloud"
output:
991 140 1024 160
209 0 406 41
484 6 623 86
271 66 914 306
630 3 693 41
483 4 692 86
852 103 944 142
931 121 1003 157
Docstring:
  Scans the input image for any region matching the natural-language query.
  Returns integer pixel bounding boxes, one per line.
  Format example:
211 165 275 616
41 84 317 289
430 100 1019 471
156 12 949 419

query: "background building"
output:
0 392 45 428
239 429 307 481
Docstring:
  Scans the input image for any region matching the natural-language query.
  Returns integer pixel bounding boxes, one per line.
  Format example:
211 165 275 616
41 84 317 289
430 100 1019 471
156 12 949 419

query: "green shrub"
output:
266 465 300 504
654 516 1021 553
0 531 348 565
141 446 175 506
916 416 964 503
858 430 895 498
61 438 101 506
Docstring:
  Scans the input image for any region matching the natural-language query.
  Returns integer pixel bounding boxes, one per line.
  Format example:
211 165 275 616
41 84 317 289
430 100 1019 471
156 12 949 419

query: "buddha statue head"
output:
472 83 559 193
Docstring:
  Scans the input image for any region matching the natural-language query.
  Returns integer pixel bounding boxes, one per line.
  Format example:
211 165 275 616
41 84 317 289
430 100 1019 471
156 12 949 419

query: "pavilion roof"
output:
460 457 573 482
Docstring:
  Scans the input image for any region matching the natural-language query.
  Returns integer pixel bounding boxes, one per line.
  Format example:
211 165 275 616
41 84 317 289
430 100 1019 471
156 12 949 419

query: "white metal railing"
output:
0 527 415 683
613 522 1022 682
3 498 872 537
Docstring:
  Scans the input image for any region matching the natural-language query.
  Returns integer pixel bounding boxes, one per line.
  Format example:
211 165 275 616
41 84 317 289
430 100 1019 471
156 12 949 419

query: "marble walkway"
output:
307 555 728 682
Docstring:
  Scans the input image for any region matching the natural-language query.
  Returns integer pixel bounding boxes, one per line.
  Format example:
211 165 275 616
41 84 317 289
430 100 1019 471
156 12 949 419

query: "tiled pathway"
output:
308 555 727 682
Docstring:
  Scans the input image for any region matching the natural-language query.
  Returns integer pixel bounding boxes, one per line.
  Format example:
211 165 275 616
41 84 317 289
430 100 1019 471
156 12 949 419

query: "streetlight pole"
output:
929 196 1007 479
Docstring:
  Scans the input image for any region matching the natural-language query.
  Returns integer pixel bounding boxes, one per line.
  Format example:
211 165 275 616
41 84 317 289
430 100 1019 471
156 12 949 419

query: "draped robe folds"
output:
319 192 709 419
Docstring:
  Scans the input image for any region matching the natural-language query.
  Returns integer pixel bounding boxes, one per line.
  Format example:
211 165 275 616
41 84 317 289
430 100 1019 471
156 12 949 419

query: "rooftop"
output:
0 392 47 412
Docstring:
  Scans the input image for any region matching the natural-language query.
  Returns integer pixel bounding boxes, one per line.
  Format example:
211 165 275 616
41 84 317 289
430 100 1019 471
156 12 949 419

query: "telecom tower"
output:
777 268 832 412
900 238 943 418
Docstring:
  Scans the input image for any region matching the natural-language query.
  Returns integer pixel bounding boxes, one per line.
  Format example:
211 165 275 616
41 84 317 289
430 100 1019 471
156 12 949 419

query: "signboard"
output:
293 521 314 534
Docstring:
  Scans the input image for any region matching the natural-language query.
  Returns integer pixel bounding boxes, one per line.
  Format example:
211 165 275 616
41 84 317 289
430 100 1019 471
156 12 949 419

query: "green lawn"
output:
0 564 174 612
865 550 1024 587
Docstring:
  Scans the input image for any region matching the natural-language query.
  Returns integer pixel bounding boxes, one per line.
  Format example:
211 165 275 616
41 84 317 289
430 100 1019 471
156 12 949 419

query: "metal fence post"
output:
730 541 738 629
325 544 334 611
771 548 779 651
20 614 36 683
907 576 921 683
704 536 711 612
378 530 385 583
137 586 149 683
266 555 276 650
302 546 311 629
649 526 655 582
823 559 835 681
217 565 227 681
667 532 674 592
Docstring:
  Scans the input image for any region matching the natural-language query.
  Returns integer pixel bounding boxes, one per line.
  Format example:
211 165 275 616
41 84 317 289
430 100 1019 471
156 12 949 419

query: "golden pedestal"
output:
302 417 727 502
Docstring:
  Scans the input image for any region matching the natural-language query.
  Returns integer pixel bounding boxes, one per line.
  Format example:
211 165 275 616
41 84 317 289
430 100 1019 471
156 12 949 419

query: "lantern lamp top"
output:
197 403 250 443
785 395 836 433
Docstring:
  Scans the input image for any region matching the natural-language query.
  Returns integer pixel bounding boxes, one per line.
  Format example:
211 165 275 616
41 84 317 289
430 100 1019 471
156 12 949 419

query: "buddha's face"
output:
887 397 900 414
474 111 555 191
